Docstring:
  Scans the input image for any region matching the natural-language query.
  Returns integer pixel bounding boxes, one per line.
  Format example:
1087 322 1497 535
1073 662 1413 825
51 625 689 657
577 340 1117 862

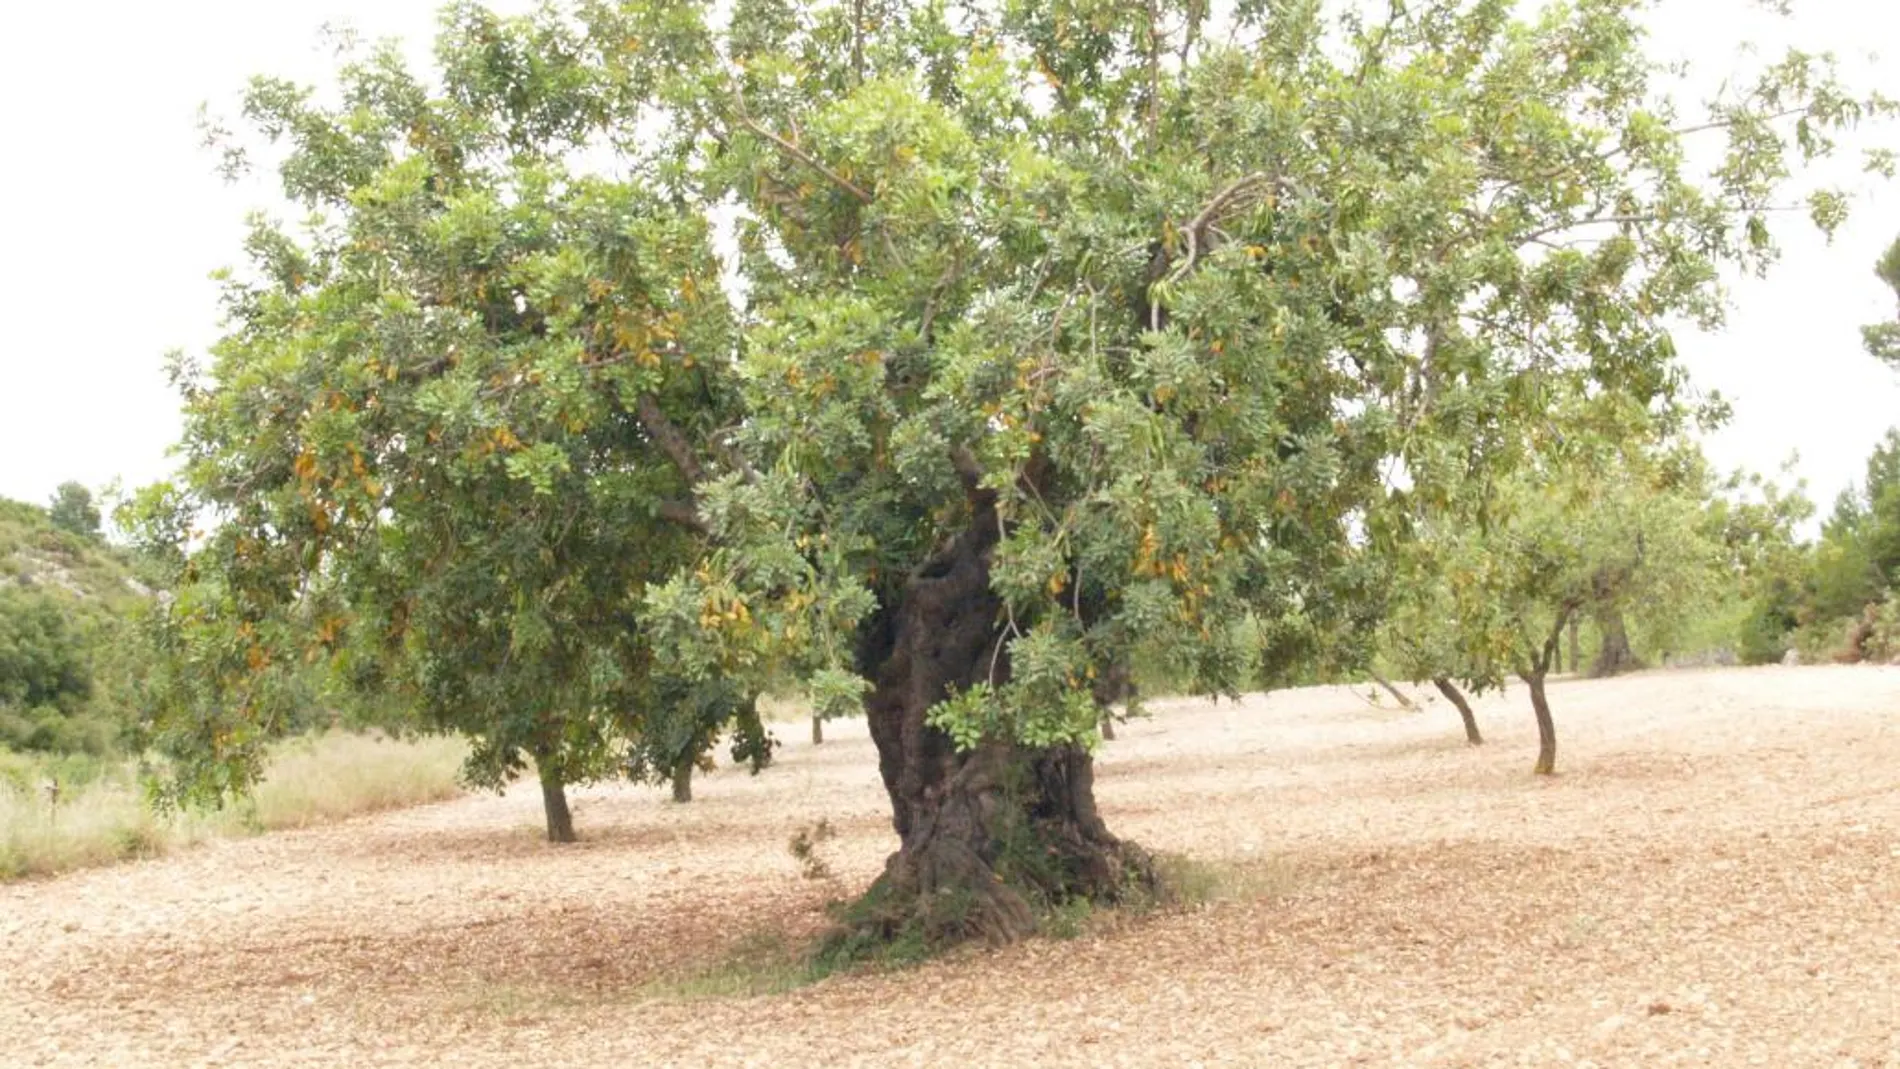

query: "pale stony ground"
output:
4 665 1899 1068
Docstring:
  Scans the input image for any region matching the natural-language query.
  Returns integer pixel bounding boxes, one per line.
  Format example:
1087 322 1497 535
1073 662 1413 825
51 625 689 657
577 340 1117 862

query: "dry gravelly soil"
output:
4 666 1899 1068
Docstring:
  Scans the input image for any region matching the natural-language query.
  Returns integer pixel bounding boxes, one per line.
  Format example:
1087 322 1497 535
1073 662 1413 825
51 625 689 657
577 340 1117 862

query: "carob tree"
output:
140 0 1883 942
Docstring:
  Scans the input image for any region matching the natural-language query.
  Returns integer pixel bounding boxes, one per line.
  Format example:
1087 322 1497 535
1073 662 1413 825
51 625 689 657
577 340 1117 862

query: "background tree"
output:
145 0 1884 944
1800 430 1900 657
1377 540 1498 745
1705 464 1816 664
1439 414 1719 774
46 483 100 540
0 588 94 753
128 18 804 839
1861 235 1900 370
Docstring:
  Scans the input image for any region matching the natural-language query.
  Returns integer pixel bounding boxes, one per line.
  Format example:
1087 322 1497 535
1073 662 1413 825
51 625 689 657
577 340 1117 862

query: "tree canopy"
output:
47 483 101 539
139 0 1888 944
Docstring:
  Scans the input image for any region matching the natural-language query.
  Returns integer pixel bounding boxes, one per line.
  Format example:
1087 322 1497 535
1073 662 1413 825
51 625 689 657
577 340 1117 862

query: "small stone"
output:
1647 1001 1673 1016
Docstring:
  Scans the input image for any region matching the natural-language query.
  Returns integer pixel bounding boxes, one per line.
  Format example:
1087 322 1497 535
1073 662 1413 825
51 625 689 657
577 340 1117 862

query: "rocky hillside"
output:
0 498 148 610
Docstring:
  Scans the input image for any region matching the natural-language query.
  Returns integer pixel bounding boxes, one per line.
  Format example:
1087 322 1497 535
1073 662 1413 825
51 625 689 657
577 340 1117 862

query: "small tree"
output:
46 483 100 539
1378 551 1498 746
125 19 779 839
1704 465 1814 664
1444 433 1718 774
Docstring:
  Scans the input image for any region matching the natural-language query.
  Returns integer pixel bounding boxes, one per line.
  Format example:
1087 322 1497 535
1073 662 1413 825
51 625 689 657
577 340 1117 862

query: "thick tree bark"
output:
1524 669 1558 775
812 715 824 745
1369 671 1417 711
1433 676 1483 745
670 759 694 803
1591 608 1641 677
852 494 1156 946
537 762 576 843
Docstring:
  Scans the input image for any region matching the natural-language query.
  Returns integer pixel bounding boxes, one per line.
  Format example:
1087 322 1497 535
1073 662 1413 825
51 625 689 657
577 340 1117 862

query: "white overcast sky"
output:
2 0 1897 527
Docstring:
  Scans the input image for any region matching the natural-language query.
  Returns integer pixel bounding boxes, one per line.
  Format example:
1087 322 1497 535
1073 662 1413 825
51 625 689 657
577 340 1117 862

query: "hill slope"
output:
0 497 152 754
0 497 147 609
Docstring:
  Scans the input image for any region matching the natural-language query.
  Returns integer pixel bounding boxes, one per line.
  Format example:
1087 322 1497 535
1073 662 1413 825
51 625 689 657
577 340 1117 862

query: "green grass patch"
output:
635 929 818 1000
1153 851 1303 907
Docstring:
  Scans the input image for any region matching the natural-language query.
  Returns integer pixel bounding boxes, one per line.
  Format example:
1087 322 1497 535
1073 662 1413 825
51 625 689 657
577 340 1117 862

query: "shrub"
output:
1854 598 1900 664
1737 595 1797 665
1790 616 1860 664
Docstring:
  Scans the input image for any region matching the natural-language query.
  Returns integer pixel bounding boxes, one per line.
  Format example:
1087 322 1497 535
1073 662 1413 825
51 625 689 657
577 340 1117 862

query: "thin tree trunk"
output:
1433 676 1483 745
812 715 824 745
1101 715 1116 741
537 761 576 843
670 759 693 804
1369 671 1417 710
1567 617 1581 675
1524 669 1558 775
852 493 1155 947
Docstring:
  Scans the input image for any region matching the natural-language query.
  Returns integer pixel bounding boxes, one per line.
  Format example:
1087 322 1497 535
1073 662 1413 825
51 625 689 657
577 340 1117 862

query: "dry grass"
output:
0 732 465 880
245 732 469 830
3 667 1900 1067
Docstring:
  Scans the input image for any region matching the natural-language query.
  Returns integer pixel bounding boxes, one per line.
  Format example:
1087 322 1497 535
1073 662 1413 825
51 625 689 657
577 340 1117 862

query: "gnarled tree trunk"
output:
1432 676 1483 745
852 495 1156 946
1591 608 1640 677
537 761 576 843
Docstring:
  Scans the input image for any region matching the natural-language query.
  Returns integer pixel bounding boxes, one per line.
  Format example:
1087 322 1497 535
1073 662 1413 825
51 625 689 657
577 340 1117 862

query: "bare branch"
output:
1515 202 1806 248
1170 171 1273 283
1515 213 1660 246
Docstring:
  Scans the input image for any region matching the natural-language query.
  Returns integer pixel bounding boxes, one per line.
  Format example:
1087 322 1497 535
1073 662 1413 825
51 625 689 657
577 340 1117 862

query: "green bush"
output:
1737 594 1797 665
1856 598 1899 664
1791 616 1859 664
